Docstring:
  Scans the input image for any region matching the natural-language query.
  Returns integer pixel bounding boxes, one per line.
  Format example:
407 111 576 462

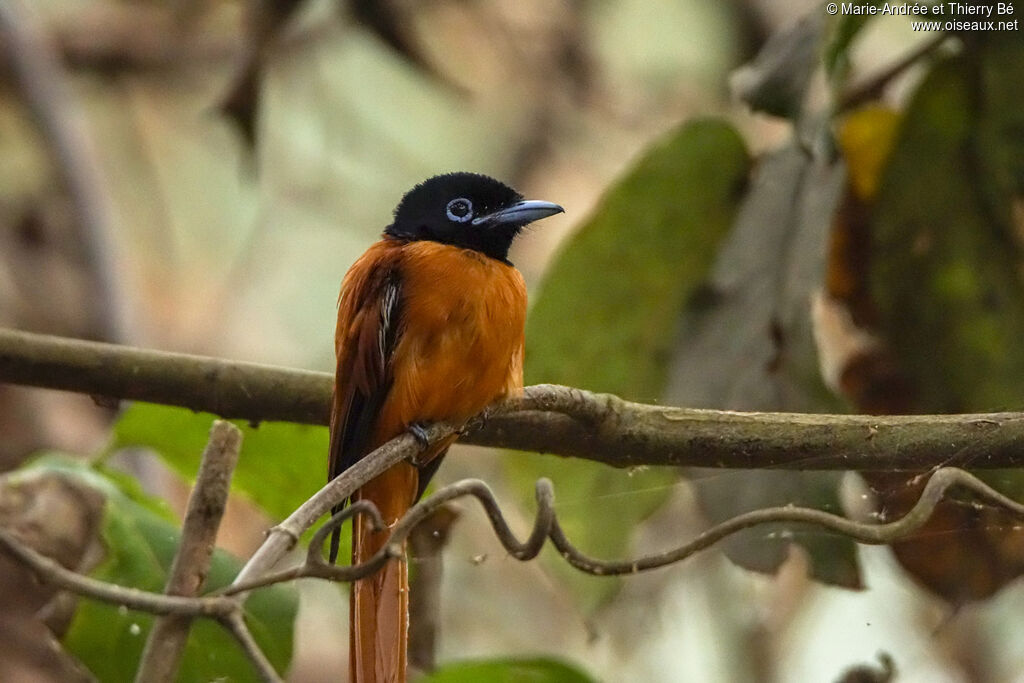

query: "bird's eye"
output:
446 198 473 223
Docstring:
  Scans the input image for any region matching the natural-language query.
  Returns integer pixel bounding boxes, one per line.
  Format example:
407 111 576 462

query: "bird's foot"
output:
408 421 431 450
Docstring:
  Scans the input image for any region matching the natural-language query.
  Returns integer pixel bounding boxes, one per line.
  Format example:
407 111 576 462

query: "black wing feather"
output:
328 272 402 562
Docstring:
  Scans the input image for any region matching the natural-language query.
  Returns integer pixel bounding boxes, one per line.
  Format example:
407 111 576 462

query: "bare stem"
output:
220 612 285 683
220 466 1024 595
0 527 234 617
135 421 243 683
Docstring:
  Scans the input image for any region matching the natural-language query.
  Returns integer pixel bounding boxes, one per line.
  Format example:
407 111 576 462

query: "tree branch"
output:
837 33 949 112
228 424 455 593
223 466 1024 595
0 527 235 618
219 612 284 683
2 328 1024 471
0 424 1021 680
136 421 243 683
0 327 331 424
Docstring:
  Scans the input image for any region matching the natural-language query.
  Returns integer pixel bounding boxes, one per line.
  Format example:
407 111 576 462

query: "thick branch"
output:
0 327 331 424
2 328 1024 471
136 421 243 683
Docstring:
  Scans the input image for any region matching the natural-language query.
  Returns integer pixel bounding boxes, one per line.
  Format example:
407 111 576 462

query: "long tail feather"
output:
349 464 417 683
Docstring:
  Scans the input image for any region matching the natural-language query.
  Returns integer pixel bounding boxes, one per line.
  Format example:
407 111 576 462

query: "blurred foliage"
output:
824 0 887 78
871 33 1024 413
731 12 825 118
512 119 750 610
21 455 297 682
525 119 750 398
840 31 1024 602
422 657 597 683
665 138 855 587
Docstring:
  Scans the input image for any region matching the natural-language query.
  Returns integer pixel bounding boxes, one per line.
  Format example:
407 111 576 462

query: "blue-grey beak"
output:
473 199 564 227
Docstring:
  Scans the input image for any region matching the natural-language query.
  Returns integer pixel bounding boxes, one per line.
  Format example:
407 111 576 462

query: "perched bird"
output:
328 173 563 683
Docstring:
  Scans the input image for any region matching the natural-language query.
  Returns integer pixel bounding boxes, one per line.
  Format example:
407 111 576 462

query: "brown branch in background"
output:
837 33 949 112
0 2 127 342
135 421 243 683
408 504 461 673
2 329 1024 471
54 3 239 72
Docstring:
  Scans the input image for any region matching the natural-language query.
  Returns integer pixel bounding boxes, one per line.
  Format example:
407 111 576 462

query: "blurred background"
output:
0 0 1022 681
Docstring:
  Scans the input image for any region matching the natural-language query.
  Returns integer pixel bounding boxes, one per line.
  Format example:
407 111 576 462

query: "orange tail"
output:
350 464 417 683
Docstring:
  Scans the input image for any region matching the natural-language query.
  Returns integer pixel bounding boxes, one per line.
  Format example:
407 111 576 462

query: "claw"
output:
408 422 431 449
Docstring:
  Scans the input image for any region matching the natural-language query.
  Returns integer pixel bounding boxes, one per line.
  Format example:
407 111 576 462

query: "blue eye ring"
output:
446 198 473 223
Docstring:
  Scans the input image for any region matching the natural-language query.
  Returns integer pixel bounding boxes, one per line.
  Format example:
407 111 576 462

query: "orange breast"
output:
371 240 526 445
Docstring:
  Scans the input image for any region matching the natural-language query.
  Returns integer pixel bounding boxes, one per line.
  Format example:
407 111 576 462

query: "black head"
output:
384 172 564 263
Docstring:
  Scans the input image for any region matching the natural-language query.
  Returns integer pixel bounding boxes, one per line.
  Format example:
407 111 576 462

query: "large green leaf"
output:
111 403 327 523
111 403 346 556
423 657 598 683
526 119 750 399
510 118 750 610
19 456 299 682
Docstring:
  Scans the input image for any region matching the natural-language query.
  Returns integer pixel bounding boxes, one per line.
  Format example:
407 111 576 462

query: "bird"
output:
327 172 563 683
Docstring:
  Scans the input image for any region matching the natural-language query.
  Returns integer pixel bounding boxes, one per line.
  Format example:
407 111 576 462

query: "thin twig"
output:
222 466 1024 597
837 32 949 112
0 2 128 341
0 527 235 617
220 612 284 683
135 421 243 683
227 425 454 593
2 329 1024 471
0 458 1021 680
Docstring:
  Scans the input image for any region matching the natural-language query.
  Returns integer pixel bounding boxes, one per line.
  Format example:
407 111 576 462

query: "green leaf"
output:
422 657 598 683
511 118 751 609
111 403 327 524
111 402 348 557
17 456 299 682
